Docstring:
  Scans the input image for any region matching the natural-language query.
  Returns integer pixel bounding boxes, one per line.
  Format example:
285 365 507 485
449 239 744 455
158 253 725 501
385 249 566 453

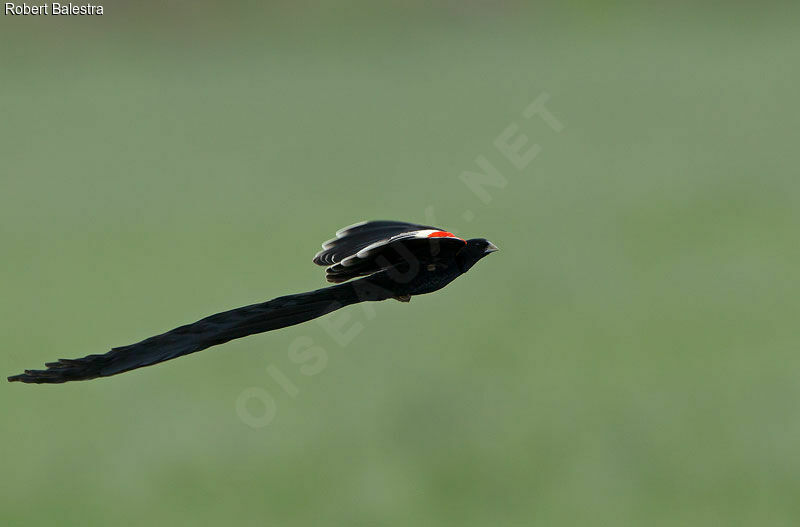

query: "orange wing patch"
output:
427 231 465 242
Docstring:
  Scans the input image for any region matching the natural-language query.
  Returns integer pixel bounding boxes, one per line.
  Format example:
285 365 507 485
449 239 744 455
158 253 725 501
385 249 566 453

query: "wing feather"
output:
313 220 438 266
325 232 466 283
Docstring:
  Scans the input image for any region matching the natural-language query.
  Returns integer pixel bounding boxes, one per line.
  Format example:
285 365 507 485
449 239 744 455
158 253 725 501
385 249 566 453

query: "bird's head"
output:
457 238 499 273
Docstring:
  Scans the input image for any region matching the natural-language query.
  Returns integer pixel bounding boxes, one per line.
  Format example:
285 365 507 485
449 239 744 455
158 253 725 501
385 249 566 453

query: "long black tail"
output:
8 277 395 384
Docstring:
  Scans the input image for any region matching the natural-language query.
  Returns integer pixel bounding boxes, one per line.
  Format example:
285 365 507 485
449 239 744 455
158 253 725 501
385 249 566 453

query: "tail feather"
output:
8 277 394 384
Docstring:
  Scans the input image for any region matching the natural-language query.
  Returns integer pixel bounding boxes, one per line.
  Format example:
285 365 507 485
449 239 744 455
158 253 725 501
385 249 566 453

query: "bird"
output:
8 220 499 384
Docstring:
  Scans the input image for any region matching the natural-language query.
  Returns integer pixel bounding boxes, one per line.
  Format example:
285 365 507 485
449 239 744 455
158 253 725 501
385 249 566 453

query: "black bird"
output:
8 220 498 384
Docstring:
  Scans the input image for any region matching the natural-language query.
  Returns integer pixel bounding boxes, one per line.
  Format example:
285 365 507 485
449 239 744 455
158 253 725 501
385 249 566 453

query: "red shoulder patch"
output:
427 230 456 238
426 231 465 243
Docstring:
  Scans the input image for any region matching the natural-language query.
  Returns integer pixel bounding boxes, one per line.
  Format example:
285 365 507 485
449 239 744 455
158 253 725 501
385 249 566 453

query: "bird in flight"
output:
8 220 498 384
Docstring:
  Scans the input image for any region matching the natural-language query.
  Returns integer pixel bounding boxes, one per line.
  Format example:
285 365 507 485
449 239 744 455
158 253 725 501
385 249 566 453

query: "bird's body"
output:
391 262 462 297
8 220 498 384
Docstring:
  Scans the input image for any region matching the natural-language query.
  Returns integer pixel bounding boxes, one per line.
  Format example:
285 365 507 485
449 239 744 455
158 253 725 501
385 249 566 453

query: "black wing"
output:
313 220 438 266
323 229 467 283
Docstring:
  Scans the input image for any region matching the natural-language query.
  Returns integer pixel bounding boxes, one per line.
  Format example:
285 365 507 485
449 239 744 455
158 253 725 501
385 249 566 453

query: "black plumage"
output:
8 220 498 384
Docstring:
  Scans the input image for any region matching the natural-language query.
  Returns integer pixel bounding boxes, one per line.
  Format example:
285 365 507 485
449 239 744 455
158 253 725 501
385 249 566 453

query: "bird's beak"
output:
484 242 499 254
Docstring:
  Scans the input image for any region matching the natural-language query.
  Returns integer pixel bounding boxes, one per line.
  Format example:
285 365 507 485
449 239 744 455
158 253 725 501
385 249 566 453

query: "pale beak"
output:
484 242 499 254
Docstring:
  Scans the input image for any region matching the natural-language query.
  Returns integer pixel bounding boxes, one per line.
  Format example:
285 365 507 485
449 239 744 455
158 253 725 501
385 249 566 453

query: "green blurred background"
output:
2 2 799 525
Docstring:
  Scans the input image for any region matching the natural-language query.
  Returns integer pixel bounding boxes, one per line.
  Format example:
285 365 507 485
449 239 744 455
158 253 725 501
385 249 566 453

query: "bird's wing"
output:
323 229 467 283
313 220 439 266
